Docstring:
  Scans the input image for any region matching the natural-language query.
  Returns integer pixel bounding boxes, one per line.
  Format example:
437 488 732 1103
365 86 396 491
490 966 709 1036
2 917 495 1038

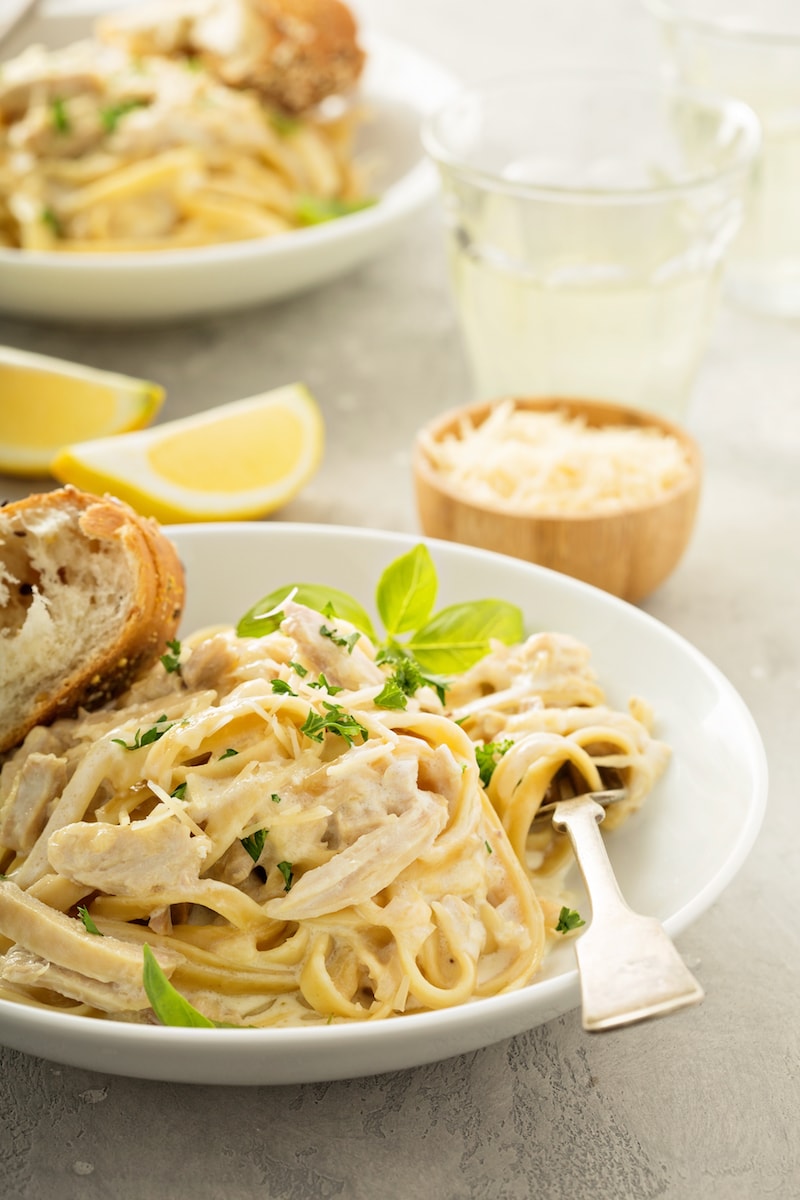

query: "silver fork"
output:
544 779 704 1031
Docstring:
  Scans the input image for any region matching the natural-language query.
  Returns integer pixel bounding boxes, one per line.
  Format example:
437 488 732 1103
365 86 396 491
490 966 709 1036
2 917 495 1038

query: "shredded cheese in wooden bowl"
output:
413 397 702 602
422 400 693 516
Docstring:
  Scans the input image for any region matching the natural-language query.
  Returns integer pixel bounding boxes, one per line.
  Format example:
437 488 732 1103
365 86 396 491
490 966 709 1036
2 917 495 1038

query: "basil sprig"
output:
235 544 523 677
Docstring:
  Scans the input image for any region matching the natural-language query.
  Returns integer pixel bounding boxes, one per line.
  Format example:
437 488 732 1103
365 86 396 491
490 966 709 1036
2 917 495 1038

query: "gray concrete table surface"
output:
0 1 798 1197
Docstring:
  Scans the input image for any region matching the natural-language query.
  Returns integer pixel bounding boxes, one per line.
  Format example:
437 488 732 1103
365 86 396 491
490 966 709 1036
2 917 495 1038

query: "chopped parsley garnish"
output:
308 673 342 694
375 645 448 705
289 661 308 677
241 828 268 862
277 861 294 891
300 702 368 747
41 206 62 237
112 716 173 751
171 782 187 800
50 97 70 134
270 679 296 696
475 739 514 788
319 624 361 654
160 638 182 673
219 747 239 759
485 841 493 855
100 97 147 133
271 793 282 804
556 906 586 934
373 677 408 711
77 905 102 936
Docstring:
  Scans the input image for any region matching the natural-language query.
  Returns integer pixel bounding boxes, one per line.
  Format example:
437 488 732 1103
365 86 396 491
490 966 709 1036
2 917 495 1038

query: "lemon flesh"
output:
0 346 163 477
52 383 324 523
149 405 308 493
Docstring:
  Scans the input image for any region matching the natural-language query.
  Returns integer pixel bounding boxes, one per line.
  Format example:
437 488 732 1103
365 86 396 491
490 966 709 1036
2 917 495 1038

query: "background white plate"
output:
0 3 457 323
0 524 768 1085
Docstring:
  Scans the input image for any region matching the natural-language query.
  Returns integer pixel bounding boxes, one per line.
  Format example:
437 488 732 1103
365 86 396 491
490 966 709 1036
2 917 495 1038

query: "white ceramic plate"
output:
0 524 768 1084
0 3 456 323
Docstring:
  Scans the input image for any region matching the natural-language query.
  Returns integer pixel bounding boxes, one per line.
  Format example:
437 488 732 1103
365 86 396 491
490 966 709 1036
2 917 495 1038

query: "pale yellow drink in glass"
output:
424 74 760 419
448 236 723 423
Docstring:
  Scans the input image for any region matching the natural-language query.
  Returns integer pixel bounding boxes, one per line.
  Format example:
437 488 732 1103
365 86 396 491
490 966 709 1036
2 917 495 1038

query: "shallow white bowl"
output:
0 523 768 1084
0 4 457 323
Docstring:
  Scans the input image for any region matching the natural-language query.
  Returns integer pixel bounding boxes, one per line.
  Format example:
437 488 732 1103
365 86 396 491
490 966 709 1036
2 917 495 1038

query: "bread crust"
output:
0 487 185 755
97 0 365 114
218 0 365 114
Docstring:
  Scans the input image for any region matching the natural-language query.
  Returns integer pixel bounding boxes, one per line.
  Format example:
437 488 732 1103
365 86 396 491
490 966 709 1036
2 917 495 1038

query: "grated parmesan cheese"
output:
421 401 692 515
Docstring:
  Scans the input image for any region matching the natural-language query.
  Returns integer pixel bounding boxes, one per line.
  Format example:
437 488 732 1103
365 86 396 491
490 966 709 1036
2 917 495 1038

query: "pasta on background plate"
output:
0 599 669 1027
0 0 372 253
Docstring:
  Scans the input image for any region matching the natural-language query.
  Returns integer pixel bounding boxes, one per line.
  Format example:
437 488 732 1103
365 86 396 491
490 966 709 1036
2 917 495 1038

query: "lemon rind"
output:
0 384 164 477
50 383 324 522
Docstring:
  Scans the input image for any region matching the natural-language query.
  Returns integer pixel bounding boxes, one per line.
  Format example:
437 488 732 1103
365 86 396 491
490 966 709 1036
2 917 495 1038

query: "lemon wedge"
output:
51 383 324 523
0 345 163 477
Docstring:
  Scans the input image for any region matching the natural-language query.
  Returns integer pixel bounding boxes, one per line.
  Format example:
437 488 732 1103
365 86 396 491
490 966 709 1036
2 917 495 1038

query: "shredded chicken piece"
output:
265 790 448 920
180 631 241 692
280 600 384 690
47 809 210 899
0 752 67 853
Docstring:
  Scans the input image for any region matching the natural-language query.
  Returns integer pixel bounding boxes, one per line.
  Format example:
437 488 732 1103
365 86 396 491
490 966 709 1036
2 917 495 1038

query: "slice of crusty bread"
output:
0 487 185 755
96 0 365 114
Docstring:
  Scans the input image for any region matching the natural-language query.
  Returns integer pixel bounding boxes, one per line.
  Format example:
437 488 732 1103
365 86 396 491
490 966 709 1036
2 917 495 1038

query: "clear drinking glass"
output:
422 72 760 421
644 0 800 316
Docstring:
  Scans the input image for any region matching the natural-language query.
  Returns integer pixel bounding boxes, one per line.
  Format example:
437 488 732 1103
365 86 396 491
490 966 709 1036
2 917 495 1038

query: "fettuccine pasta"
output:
0 24 370 252
0 602 669 1026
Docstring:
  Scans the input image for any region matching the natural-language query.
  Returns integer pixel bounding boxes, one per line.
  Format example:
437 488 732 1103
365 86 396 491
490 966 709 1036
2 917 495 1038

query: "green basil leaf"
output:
142 944 218 1027
375 544 437 637
295 195 376 225
406 600 524 673
237 584 376 640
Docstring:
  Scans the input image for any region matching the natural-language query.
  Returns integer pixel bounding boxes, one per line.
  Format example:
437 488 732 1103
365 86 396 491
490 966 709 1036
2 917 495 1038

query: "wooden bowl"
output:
413 397 702 603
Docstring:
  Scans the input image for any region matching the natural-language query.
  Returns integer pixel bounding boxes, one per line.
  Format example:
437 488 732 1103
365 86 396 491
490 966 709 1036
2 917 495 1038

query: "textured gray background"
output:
1 1 798 1197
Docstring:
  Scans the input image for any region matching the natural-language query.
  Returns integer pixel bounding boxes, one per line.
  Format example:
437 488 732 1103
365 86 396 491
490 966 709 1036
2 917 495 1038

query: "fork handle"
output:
552 797 704 1031
552 797 630 921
